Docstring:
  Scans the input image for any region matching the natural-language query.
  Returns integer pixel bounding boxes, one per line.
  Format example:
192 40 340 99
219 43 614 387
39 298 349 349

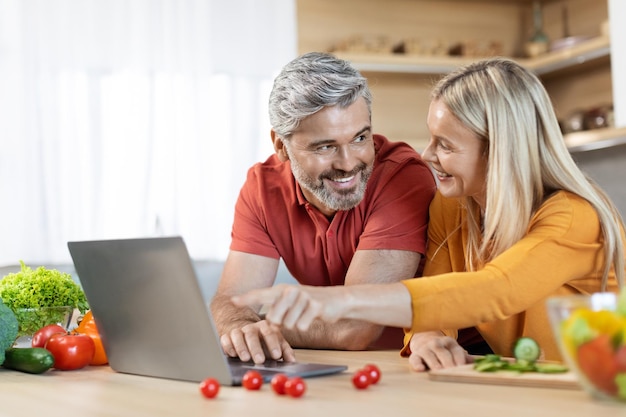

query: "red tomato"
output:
242 370 263 390
577 334 618 395
199 378 220 399
615 345 626 372
46 332 96 371
284 377 306 398
271 373 289 395
32 324 66 348
352 370 371 389
362 364 381 384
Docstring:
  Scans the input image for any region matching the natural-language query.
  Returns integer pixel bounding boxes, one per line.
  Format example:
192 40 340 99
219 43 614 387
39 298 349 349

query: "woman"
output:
232 57 625 371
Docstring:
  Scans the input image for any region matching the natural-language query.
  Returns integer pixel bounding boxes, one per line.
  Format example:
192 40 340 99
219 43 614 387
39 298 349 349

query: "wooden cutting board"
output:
428 363 581 390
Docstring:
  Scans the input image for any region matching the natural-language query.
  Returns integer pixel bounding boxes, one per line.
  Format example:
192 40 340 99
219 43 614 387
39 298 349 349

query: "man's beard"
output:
286 148 373 212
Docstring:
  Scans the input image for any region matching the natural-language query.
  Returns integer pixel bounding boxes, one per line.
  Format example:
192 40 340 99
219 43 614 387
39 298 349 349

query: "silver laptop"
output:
67 236 347 385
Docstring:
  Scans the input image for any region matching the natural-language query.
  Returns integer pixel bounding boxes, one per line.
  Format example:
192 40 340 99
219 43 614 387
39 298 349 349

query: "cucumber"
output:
474 338 568 374
513 337 541 363
534 362 569 373
474 359 507 372
3 347 55 374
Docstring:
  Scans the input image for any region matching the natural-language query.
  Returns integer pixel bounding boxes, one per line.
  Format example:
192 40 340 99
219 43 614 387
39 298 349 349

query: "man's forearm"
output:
212 293 378 349
210 293 262 334
281 318 384 351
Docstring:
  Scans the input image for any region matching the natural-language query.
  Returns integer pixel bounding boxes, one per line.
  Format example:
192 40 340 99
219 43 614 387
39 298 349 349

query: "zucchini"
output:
3 347 55 374
513 337 541 363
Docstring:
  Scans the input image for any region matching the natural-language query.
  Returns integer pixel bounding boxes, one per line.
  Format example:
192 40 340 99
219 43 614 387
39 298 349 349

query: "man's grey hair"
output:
268 52 372 139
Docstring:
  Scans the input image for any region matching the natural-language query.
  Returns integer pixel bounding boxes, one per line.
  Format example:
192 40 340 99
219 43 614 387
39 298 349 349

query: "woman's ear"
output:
271 130 289 162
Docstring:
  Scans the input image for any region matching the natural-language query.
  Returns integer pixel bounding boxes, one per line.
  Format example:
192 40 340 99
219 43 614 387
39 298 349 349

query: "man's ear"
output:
271 130 289 162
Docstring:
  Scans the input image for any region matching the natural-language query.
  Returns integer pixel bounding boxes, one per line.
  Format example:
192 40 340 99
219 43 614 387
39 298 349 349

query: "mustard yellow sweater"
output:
402 190 622 360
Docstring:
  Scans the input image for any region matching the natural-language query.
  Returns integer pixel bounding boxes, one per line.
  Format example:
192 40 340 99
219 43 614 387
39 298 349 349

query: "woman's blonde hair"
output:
432 57 624 289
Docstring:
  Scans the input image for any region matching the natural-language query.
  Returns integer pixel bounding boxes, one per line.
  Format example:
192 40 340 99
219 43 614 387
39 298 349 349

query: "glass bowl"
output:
546 292 626 403
13 306 74 347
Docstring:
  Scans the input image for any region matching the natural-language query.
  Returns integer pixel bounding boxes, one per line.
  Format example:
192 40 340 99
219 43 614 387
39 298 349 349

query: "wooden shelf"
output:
523 36 611 76
564 126 626 153
409 126 626 153
335 36 610 77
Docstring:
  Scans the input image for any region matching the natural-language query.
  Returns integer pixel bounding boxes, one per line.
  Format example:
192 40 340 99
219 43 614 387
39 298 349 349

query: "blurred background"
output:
1 0 624 287
0 0 297 266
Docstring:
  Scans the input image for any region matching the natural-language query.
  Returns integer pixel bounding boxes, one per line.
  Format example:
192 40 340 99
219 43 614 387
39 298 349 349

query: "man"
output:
210 52 436 364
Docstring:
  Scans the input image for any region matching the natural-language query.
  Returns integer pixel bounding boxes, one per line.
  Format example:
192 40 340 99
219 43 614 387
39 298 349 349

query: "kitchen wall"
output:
609 0 626 126
295 0 625 220
572 145 626 218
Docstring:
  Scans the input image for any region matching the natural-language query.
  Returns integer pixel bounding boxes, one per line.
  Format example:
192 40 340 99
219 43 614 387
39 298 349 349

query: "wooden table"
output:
1 349 623 417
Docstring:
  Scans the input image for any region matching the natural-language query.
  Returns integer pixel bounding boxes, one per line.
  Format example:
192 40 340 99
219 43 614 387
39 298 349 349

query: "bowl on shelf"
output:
546 292 626 403
13 306 74 347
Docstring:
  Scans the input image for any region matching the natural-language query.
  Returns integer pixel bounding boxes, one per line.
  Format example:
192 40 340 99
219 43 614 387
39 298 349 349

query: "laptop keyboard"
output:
227 357 305 379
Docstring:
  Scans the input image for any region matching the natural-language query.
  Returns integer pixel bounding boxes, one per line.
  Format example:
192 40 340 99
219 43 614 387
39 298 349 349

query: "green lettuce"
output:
0 261 89 335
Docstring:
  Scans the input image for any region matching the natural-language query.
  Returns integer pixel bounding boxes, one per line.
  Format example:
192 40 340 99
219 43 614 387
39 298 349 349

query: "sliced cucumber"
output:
474 359 507 372
504 360 536 373
474 354 503 364
513 337 541 363
534 363 569 373
473 338 569 374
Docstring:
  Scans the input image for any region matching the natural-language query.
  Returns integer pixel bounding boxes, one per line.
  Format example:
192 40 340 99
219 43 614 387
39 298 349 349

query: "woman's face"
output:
422 99 488 209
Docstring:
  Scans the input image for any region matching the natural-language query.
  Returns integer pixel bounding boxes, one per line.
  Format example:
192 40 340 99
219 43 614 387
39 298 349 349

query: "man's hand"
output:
216 250 416 352
219 319 296 364
408 331 471 372
210 251 286 363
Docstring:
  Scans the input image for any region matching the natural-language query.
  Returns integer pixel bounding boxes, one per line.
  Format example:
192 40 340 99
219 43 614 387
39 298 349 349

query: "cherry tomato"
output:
199 378 220 399
73 310 108 365
284 377 306 398
242 370 263 390
31 324 66 348
46 332 95 371
271 373 289 395
352 370 371 389
362 364 381 384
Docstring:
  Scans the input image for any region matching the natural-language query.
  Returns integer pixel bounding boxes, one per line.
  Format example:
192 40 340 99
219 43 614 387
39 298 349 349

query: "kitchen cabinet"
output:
296 0 622 151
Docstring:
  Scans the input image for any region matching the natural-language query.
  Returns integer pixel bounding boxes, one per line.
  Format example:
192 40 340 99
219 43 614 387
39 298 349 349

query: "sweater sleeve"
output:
401 192 614 338
401 192 458 355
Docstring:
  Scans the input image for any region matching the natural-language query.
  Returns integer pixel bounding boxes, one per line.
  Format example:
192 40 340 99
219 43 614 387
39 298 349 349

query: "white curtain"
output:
0 0 297 265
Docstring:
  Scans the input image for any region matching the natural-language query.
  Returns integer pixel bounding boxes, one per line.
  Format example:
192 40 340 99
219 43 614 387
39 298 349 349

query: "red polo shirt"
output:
230 134 435 349
230 134 436 285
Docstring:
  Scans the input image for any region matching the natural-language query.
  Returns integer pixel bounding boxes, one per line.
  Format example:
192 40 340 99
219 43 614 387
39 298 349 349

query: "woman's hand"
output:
408 331 471 372
232 282 413 330
231 284 348 331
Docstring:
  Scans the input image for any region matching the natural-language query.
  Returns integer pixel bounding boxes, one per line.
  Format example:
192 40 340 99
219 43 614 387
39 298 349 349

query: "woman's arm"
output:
231 282 413 331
